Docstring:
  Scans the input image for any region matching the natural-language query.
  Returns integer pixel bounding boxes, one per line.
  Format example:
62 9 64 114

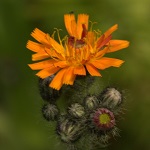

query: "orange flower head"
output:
27 13 129 90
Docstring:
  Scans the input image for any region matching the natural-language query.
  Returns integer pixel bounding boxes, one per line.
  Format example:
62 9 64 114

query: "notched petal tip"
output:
28 64 34 70
26 40 33 49
31 28 43 34
124 40 130 47
49 82 62 91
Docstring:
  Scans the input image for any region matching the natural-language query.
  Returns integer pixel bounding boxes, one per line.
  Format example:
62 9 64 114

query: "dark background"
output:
0 0 150 149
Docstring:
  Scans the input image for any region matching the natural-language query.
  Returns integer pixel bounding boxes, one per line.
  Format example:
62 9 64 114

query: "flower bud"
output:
68 103 85 118
38 75 60 102
84 96 99 110
100 87 122 109
57 116 84 143
92 108 115 131
42 103 59 121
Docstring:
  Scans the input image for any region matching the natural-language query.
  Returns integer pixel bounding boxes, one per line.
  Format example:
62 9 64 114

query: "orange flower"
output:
27 14 129 90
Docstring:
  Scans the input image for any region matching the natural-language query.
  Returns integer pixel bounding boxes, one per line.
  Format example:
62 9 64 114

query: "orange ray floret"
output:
36 67 61 79
63 67 76 85
27 13 129 90
28 59 57 70
106 40 129 53
90 57 124 70
73 65 86 75
104 24 118 38
85 64 102 76
49 68 67 90
31 28 50 45
64 13 89 39
32 52 49 61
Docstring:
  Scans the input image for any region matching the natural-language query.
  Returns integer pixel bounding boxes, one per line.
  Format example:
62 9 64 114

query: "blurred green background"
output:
0 0 150 149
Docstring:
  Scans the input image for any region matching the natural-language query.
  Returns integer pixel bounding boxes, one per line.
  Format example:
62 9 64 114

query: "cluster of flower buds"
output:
38 76 124 150
39 76 60 121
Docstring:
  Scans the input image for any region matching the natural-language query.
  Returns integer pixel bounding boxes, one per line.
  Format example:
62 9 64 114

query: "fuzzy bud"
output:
84 96 99 110
68 103 85 118
57 117 84 143
38 75 60 102
100 87 122 109
42 103 59 121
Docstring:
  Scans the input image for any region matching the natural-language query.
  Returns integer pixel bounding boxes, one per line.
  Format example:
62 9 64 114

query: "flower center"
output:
68 36 85 49
68 24 87 49
99 113 111 125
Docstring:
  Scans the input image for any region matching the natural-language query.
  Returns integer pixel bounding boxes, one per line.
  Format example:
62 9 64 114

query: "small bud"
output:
38 75 60 102
68 103 85 118
42 103 59 121
92 108 115 131
57 116 84 143
100 87 122 109
84 96 99 110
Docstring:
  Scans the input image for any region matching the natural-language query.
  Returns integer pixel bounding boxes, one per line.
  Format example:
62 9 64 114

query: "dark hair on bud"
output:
42 103 59 121
38 75 60 102
57 115 85 143
84 95 99 111
68 103 85 118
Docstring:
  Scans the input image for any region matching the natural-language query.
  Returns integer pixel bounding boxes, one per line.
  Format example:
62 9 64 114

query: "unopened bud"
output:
39 75 60 102
42 103 59 121
57 116 84 143
100 87 122 109
84 96 99 110
68 103 85 118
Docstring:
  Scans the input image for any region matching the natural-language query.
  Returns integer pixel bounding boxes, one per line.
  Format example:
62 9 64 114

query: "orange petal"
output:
104 24 118 39
64 14 76 37
96 24 118 50
28 59 56 70
32 52 49 61
48 36 65 56
31 28 50 45
87 31 95 46
71 19 77 38
106 40 129 53
36 67 60 79
50 68 67 90
90 57 124 70
95 46 109 58
44 47 64 60
96 34 105 49
26 40 45 52
54 61 68 68
86 64 101 76
83 46 90 60
97 35 112 49
74 65 86 75
77 14 89 39
63 67 76 85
